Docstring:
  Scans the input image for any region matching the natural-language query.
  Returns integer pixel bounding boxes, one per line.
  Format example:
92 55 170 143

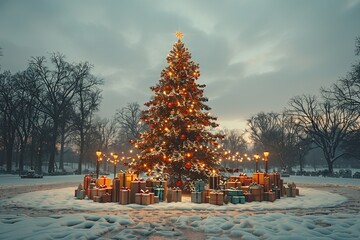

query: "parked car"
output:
20 170 43 179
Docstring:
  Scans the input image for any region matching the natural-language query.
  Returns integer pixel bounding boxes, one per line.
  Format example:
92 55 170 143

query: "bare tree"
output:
115 102 147 141
288 94 359 173
247 111 310 171
71 68 102 174
26 53 93 173
0 71 17 172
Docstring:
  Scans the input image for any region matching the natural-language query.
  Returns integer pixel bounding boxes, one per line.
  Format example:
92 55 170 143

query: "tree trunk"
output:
77 128 85 174
48 121 58 173
6 146 13 173
19 143 25 175
328 160 334 174
59 126 65 171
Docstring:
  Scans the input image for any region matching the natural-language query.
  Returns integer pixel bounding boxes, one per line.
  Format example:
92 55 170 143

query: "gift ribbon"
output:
216 193 218 205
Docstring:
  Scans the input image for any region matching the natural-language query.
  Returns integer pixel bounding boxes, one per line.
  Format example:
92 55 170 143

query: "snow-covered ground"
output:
0 174 359 239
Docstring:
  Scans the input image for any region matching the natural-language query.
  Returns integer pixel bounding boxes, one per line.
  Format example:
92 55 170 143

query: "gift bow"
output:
135 178 144 181
121 187 129 190
99 184 107 189
140 189 150 194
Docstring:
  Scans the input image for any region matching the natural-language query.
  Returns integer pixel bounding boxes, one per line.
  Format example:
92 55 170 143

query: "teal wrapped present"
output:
227 189 243 196
231 196 240 204
154 188 164 201
239 196 245 204
191 191 205 203
227 195 233 203
195 180 205 192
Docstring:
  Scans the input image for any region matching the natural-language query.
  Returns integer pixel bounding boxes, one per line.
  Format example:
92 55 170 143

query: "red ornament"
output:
185 162 192 169
176 180 183 187
168 102 173 108
196 136 202 141
150 124 154 129
180 134 186 140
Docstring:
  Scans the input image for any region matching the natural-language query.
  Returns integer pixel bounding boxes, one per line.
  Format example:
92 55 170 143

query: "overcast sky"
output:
1 0 359 130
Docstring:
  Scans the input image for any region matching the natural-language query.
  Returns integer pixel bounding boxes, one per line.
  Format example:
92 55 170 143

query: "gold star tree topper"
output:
176 31 184 40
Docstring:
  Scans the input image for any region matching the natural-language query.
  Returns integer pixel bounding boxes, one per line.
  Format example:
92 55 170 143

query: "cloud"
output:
1 0 359 130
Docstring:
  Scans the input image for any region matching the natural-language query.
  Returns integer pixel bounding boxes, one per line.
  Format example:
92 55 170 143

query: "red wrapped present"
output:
83 174 92 196
243 178 252 186
102 193 111 203
154 195 159 204
135 190 154 205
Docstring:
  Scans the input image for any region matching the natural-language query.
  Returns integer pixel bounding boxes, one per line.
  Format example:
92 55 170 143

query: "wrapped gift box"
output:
154 196 159 204
87 182 96 200
264 192 276 202
272 187 281 199
241 186 250 193
208 174 220 190
83 174 92 197
209 192 223 205
239 196 246 204
280 179 284 196
226 181 242 189
93 196 102 202
296 188 300 196
90 187 99 200
170 188 182 202
250 184 264 202
154 187 165 202
268 173 281 188
112 178 120 202
135 192 154 205
191 191 206 203
118 171 137 189
230 196 240 204
264 177 271 192
195 180 205 192
119 188 130 205
252 173 265 185
230 176 241 182
205 196 210 203
98 188 107 197
227 189 243 196
243 178 252 186
75 189 79 197
152 180 168 200
244 193 254 202
102 193 111 203
77 190 86 200
130 179 147 203
97 176 112 188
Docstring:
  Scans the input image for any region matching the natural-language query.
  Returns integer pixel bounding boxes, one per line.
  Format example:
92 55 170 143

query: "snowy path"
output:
0 175 359 239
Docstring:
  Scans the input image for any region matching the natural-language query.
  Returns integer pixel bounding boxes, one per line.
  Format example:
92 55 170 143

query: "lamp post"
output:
113 152 119 179
96 149 102 179
264 150 269 174
254 154 260 172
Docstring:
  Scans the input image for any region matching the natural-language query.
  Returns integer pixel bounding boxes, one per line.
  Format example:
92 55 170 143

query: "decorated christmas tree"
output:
131 32 223 188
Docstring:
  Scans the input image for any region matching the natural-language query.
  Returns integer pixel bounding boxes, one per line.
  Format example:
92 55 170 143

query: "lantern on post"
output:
96 149 102 179
263 151 270 174
113 152 119 178
254 154 260 172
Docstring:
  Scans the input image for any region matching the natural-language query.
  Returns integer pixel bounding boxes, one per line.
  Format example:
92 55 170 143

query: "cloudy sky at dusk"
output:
1 0 359 130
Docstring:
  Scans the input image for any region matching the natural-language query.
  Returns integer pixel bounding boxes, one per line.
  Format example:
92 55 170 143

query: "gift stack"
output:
227 188 245 204
118 171 137 189
130 178 147 203
167 187 182 203
191 180 206 203
285 182 298 197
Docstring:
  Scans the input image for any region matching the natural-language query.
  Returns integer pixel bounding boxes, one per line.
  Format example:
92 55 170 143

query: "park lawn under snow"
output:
0 174 359 239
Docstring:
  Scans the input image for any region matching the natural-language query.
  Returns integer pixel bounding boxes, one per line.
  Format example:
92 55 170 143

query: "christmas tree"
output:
131 32 223 188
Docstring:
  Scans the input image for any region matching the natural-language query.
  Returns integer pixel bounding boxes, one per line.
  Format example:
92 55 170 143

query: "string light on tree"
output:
131 32 223 188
